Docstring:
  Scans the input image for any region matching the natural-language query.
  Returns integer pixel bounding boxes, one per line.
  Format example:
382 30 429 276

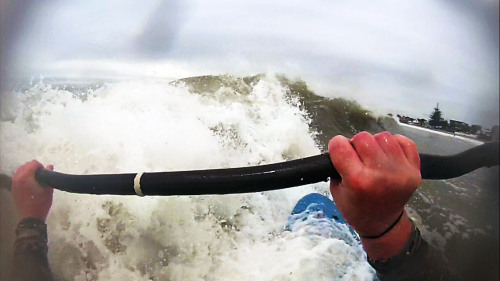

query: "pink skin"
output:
11 160 54 222
329 131 421 259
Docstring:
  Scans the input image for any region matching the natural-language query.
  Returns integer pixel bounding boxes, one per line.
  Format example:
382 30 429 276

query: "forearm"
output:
362 212 454 281
360 210 413 260
13 218 54 281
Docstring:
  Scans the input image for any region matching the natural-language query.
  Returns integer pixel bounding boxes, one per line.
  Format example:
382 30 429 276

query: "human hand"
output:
328 131 421 237
11 160 54 222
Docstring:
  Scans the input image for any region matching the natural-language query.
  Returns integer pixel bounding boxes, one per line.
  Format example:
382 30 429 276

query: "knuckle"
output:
396 135 418 151
329 136 349 153
375 131 392 138
357 131 372 138
351 131 372 144
329 135 343 146
395 134 412 145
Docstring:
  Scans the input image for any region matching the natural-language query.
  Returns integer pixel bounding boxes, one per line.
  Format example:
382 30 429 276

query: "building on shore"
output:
449 120 470 133
470 125 482 135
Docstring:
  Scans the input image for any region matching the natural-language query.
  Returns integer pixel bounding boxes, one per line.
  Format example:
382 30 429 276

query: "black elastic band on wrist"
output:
360 210 405 239
367 220 419 267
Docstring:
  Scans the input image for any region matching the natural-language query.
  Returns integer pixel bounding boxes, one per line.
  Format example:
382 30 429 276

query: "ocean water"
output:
0 75 375 281
382 118 499 280
1 74 497 280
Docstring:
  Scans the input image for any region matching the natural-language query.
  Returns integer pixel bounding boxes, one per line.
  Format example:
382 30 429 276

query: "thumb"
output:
43 164 54 193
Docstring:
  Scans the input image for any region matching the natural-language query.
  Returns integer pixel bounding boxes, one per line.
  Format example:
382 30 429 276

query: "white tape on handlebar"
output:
134 172 145 196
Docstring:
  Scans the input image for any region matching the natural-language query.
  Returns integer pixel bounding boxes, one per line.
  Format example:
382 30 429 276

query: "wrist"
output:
359 210 404 239
360 210 413 261
350 208 407 238
15 217 48 241
19 212 48 223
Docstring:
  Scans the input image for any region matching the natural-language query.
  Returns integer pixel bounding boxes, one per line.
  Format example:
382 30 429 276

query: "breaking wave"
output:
1 74 376 281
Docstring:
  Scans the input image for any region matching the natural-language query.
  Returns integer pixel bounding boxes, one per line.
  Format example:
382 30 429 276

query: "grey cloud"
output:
133 0 184 59
1 0 498 127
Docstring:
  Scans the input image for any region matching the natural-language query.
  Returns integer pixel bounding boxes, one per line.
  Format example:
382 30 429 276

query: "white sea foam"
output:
0 76 374 280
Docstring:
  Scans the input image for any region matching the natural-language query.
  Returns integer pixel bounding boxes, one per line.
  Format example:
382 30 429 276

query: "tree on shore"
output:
429 103 444 127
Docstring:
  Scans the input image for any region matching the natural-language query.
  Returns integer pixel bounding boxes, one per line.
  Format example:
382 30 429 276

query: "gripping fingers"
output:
350 132 385 166
13 160 41 185
374 131 406 160
394 135 420 169
328 135 363 179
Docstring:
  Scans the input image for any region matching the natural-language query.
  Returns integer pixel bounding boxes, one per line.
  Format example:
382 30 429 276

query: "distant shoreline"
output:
393 118 484 145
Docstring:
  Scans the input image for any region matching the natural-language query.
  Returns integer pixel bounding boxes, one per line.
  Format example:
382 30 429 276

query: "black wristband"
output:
15 218 48 242
360 210 405 239
367 220 420 267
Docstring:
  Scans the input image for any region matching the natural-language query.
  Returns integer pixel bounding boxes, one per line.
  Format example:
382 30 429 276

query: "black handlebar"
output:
35 142 499 196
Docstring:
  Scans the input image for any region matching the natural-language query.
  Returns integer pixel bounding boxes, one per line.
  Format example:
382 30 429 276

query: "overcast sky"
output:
1 0 498 127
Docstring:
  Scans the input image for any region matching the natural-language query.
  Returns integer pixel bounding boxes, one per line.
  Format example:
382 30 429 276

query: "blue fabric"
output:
290 193 357 237
291 193 347 223
286 193 378 280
